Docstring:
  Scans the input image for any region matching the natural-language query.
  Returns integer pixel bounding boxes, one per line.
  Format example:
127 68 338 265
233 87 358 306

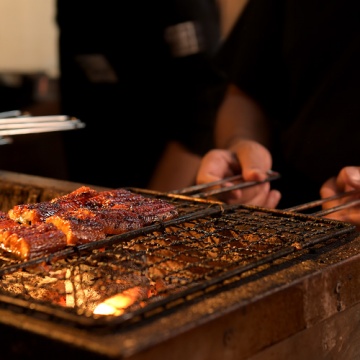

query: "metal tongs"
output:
171 170 281 198
285 189 360 217
170 171 360 219
0 110 86 144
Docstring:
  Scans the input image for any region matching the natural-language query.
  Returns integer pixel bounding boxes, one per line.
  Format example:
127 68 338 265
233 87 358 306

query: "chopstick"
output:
171 170 281 198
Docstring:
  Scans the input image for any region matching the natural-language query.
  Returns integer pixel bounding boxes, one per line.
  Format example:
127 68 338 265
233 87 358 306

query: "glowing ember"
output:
93 286 147 316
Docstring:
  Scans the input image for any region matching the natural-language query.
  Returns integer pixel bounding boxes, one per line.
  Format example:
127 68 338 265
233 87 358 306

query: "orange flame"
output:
93 286 147 316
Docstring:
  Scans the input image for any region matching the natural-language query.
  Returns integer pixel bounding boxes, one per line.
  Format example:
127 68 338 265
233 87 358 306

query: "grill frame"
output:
0 182 356 331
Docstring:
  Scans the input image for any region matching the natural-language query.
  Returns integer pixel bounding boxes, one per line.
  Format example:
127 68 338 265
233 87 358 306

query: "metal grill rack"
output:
0 189 355 331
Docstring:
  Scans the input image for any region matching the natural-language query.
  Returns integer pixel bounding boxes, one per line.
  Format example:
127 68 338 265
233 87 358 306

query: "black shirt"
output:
216 0 360 207
56 0 224 189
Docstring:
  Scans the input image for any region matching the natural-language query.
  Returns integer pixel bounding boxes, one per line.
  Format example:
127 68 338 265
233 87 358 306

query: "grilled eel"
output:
1 187 177 260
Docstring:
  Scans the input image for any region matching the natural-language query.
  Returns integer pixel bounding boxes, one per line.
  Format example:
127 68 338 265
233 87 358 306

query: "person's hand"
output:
196 139 281 207
320 166 360 229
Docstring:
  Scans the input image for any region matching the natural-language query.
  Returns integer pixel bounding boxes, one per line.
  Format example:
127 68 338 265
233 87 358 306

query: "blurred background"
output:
0 0 58 111
0 0 57 76
0 0 247 186
0 0 67 180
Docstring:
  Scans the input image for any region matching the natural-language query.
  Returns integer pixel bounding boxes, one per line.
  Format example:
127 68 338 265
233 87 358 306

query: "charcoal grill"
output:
0 170 360 360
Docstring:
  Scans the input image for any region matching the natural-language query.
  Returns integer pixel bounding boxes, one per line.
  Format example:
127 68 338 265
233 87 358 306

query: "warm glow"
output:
93 301 125 316
93 286 145 316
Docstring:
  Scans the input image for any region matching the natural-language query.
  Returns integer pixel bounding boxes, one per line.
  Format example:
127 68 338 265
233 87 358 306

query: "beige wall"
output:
0 0 58 78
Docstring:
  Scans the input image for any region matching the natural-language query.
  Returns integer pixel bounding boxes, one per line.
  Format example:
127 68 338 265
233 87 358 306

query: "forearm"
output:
214 84 271 150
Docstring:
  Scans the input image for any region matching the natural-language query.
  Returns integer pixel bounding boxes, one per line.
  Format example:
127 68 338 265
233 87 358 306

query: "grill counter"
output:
0 170 360 360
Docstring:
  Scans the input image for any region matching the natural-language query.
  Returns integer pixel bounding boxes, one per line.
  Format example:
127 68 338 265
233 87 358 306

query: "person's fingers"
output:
222 183 269 205
224 183 281 209
196 142 276 207
323 205 360 231
196 149 240 184
232 140 273 181
320 167 360 230
337 166 360 191
320 176 337 199
321 167 360 202
263 189 282 208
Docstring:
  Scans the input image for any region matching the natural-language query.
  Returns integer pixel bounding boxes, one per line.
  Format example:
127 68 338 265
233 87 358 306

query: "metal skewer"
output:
170 170 281 198
171 174 245 195
313 198 360 217
284 189 360 212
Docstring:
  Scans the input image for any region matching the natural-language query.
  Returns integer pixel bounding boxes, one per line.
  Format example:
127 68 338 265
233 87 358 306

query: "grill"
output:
0 170 360 360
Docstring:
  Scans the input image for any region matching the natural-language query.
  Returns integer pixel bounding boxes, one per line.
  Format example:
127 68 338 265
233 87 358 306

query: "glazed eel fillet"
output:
84 188 179 223
8 186 98 225
2 187 178 259
46 207 144 246
0 212 67 260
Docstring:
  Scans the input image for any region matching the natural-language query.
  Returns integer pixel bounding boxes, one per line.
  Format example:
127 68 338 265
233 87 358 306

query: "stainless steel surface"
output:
0 136 13 145
0 115 70 125
0 110 22 119
0 114 85 138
